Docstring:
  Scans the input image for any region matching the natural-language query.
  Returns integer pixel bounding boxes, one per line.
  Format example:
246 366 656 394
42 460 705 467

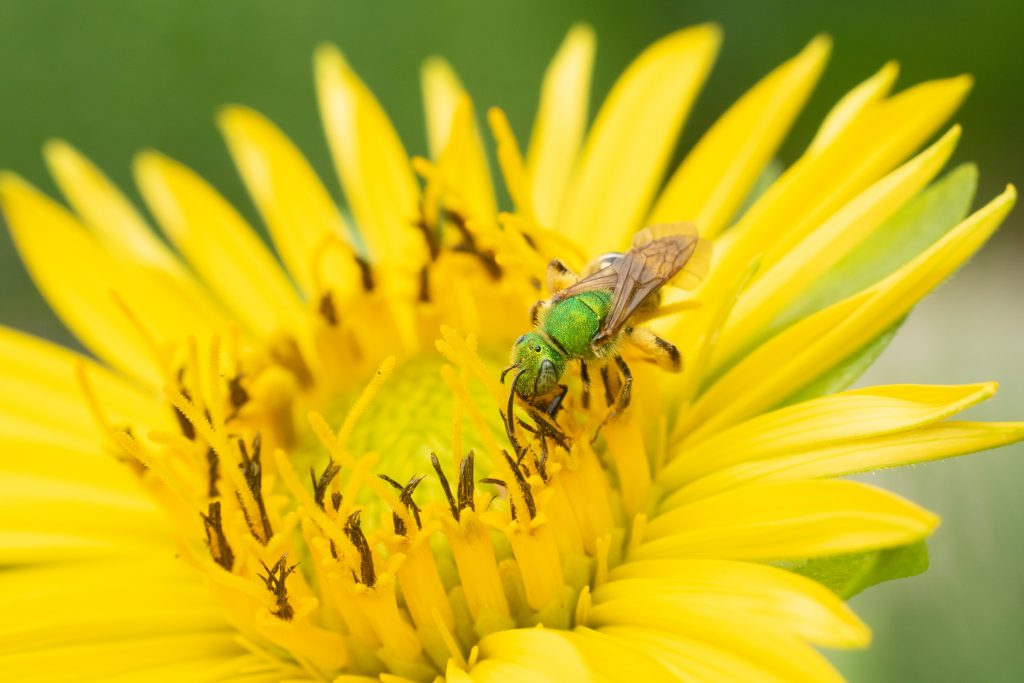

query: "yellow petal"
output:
598 559 868 648
475 628 591 682
599 625 844 683
315 44 425 284
663 382 994 488
134 150 305 337
218 106 359 299
0 633 243 683
565 627 679 682
0 468 171 564
0 326 165 447
558 24 721 249
43 140 190 277
434 94 497 225
648 35 831 238
637 479 938 561
686 186 1015 436
0 174 221 385
807 61 899 155
717 124 960 363
669 421 1024 506
421 56 466 158
527 24 596 228
726 74 971 271
0 559 228 655
0 435 147 496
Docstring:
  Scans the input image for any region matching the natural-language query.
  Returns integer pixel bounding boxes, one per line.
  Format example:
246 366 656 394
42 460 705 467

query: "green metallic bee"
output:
502 223 710 433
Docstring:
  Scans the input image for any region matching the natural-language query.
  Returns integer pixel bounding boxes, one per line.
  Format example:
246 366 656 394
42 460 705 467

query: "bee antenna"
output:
500 363 520 384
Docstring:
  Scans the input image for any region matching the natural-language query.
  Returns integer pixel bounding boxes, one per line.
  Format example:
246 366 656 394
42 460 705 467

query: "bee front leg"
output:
626 326 683 372
545 384 569 418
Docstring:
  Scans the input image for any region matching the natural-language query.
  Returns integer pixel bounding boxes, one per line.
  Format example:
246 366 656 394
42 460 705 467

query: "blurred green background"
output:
0 1 1020 680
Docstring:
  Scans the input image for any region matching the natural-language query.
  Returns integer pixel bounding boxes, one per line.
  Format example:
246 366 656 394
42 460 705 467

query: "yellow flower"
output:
0 23 1020 682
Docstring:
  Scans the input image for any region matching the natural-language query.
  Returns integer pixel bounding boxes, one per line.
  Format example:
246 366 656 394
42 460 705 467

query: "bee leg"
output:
546 258 579 294
579 361 591 410
626 327 683 372
599 365 616 407
613 355 633 413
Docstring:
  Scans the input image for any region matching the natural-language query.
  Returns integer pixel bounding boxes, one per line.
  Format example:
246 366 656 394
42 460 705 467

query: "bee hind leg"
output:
626 326 683 372
579 361 591 410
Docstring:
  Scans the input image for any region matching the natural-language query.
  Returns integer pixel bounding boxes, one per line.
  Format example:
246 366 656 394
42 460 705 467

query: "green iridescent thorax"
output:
542 290 612 358
510 332 567 399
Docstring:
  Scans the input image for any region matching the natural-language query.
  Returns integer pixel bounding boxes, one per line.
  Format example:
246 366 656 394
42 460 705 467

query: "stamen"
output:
344 511 376 587
318 291 338 326
502 449 537 520
205 446 220 498
200 500 234 570
431 452 460 521
311 460 342 511
237 434 273 544
258 556 298 620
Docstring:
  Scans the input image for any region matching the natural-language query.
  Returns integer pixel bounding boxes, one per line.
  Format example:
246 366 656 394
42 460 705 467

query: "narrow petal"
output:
637 480 938 561
527 24 596 228
726 74 971 270
558 24 721 249
0 633 244 683
421 56 466 158
0 468 171 564
717 125 960 363
134 151 306 337
565 627 679 682
218 106 359 299
0 174 221 385
662 382 995 488
807 61 899 155
0 435 147 497
0 326 166 446
648 35 830 238
597 558 869 648
669 421 1024 505
475 628 591 682
685 186 1015 436
432 93 498 225
599 625 844 683
43 140 191 278
0 559 229 655
314 45 425 284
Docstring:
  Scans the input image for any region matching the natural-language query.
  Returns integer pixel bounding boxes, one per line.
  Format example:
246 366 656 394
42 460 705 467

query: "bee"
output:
502 223 710 433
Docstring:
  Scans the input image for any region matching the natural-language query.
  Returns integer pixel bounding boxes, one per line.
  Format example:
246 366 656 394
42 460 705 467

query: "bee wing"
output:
594 224 709 345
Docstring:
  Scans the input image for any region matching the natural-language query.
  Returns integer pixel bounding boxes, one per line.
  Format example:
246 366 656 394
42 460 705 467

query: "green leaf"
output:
784 540 930 599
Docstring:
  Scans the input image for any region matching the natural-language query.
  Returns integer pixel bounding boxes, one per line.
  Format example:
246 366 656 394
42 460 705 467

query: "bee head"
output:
508 332 565 399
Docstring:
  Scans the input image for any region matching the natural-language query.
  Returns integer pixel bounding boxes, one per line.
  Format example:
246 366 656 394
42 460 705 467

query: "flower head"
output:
1 23 1020 682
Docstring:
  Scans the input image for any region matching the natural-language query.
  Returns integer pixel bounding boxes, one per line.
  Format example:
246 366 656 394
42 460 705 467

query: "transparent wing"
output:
549 223 709 347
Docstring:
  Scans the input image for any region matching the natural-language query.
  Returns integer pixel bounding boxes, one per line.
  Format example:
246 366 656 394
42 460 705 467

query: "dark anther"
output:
318 291 338 326
445 208 502 279
503 449 537 520
331 491 343 512
310 460 342 511
412 204 440 260
205 446 220 498
431 452 460 521
458 451 476 513
535 425 550 482
418 266 431 303
355 256 375 292
379 473 425 535
269 336 313 389
237 434 273 543
258 556 298 620
344 511 376 587
228 374 249 411
200 501 234 570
